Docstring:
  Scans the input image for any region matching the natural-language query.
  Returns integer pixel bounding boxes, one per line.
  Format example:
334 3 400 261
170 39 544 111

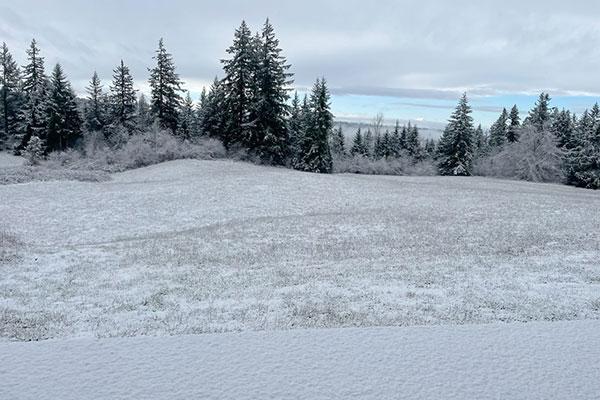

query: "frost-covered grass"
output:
1 159 599 340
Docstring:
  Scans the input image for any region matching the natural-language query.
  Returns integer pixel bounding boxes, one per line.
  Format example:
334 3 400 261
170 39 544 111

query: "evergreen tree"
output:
84 71 106 133
17 39 48 153
489 108 508 147
350 127 367 156
437 93 475 176
552 109 575 149
45 64 82 152
390 120 402 157
221 21 258 149
298 78 332 173
178 91 196 140
148 38 183 134
382 130 392 158
399 124 408 151
288 91 303 164
253 19 293 165
373 132 384 159
108 60 137 134
330 125 345 157
525 93 551 131
198 77 227 138
506 105 520 143
424 138 436 158
405 123 421 158
137 93 152 131
473 124 488 156
0 42 22 149
363 128 374 158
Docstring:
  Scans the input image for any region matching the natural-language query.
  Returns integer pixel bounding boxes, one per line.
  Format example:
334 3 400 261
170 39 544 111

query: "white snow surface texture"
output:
1 320 599 400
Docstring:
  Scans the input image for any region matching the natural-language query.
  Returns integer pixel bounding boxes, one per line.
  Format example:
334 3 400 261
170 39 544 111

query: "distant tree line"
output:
435 93 600 189
1 21 599 188
0 20 334 172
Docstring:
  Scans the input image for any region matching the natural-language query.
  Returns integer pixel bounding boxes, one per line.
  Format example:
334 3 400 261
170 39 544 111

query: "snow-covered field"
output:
1 159 600 340
2 320 599 400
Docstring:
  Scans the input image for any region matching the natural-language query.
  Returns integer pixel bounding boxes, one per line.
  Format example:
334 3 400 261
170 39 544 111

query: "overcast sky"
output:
2 0 600 125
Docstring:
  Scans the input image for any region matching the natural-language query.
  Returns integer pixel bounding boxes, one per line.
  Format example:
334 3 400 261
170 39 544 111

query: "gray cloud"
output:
2 0 600 99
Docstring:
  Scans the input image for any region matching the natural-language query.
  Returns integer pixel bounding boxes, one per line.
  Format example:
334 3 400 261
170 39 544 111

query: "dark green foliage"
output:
253 19 293 165
178 91 196 140
221 21 257 149
45 64 82 152
17 39 48 153
108 60 137 134
84 71 106 133
350 127 368 156
330 125 345 157
0 42 22 150
297 78 332 173
149 39 183 134
437 93 475 176
198 77 227 139
489 108 508 147
525 93 552 131
506 105 520 143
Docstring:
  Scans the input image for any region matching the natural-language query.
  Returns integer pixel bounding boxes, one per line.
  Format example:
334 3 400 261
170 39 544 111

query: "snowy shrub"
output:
333 155 437 176
23 136 45 166
473 127 564 183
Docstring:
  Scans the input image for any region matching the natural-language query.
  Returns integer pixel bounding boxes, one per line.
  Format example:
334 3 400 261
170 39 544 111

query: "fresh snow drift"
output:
1 320 599 400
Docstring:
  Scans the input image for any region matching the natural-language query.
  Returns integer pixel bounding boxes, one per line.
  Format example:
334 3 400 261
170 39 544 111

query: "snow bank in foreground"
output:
1 320 598 400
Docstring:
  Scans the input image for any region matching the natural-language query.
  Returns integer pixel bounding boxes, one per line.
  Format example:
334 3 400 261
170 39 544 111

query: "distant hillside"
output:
334 119 445 140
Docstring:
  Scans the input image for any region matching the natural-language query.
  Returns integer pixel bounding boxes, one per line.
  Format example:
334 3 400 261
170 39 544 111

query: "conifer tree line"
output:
435 92 600 189
1 22 600 187
0 19 335 172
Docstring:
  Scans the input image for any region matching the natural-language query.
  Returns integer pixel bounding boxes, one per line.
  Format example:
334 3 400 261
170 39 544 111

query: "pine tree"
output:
178 91 196 140
424 138 436 158
148 38 183 134
363 129 374 158
525 93 551 131
473 124 488 156
45 64 82 152
198 77 227 138
489 108 508 147
137 94 152 131
390 120 402 157
405 124 421 158
350 127 367 156
17 39 48 153
298 78 333 173
437 93 475 176
0 42 22 150
253 19 293 165
84 71 106 133
382 130 391 158
221 21 258 149
108 60 137 134
506 105 520 143
330 125 345 157
288 91 303 164
552 109 575 149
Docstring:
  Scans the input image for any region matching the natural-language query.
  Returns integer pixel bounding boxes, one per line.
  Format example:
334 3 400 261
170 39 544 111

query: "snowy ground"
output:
1 320 599 399
1 159 600 340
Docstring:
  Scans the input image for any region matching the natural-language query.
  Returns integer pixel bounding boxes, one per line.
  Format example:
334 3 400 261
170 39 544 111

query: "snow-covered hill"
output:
1 159 599 340
2 320 599 400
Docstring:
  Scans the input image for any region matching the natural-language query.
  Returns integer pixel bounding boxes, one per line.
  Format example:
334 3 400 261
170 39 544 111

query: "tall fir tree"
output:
489 108 508 147
298 78 333 173
330 125 345 157
437 93 475 176
45 64 82 152
405 123 421 158
506 105 521 143
198 77 227 138
178 91 196 140
525 93 552 131
0 42 22 149
221 21 258 149
84 71 106 133
148 38 183 134
350 127 367 156
288 91 304 165
137 94 152 131
253 19 293 165
17 39 48 153
108 60 137 134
